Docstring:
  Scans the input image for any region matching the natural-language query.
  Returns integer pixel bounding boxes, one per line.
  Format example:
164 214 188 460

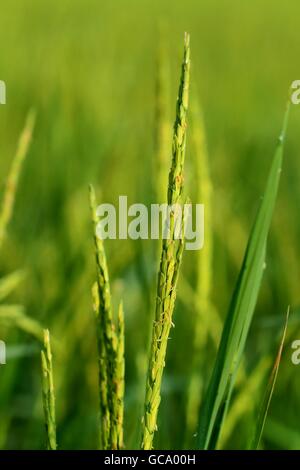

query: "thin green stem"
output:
41 329 57 450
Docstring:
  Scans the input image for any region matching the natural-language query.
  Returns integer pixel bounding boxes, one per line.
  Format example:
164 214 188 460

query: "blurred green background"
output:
0 0 300 450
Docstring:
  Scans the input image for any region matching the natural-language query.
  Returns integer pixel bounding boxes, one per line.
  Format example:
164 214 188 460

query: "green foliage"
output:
90 186 125 450
141 33 190 450
0 0 299 451
198 105 290 450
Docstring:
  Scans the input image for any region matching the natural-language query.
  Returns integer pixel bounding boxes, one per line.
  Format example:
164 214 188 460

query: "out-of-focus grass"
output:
0 0 300 449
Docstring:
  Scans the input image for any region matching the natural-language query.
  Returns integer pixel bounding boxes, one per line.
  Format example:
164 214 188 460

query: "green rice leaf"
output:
198 103 290 450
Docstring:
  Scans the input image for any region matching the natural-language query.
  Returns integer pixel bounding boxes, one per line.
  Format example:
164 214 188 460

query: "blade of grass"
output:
41 329 57 450
0 110 35 249
250 308 289 450
141 32 190 450
198 102 290 449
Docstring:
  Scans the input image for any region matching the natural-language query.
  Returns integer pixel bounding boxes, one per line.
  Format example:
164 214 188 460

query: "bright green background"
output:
0 0 300 449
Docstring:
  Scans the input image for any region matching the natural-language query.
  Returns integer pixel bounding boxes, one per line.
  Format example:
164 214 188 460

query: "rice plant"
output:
41 329 57 450
0 19 295 451
197 103 290 450
0 111 36 333
90 185 125 450
141 32 190 450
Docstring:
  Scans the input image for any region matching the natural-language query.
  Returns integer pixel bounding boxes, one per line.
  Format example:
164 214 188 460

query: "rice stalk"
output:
90 185 125 450
115 302 125 449
0 110 35 249
41 329 57 450
91 280 110 449
141 32 190 450
135 34 172 421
